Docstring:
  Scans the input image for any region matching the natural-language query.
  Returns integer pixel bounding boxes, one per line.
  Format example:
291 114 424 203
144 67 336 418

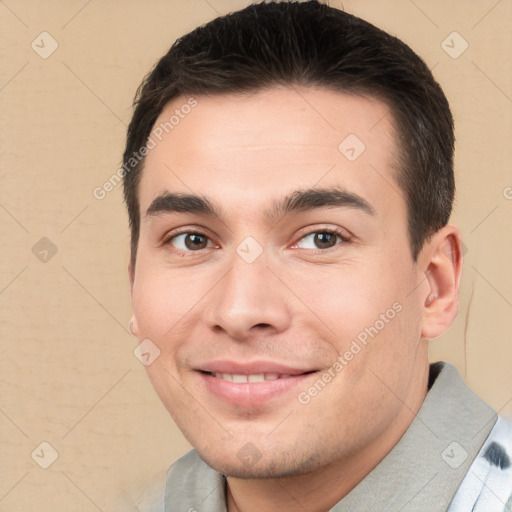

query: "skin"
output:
128 87 463 512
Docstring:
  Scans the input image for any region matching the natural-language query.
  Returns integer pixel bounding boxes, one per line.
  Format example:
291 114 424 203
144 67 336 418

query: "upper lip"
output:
196 360 316 375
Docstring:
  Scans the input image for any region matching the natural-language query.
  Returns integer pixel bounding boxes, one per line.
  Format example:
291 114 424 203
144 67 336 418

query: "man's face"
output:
129 88 429 477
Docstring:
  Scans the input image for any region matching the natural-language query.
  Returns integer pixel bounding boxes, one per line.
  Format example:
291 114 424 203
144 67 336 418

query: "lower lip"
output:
199 372 315 407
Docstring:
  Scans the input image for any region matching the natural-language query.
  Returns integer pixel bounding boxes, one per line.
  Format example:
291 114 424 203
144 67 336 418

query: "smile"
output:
210 372 293 382
198 368 317 408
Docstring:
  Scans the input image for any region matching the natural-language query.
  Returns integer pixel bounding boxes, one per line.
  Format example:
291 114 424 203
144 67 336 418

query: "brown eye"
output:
167 232 212 251
184 233 208 250
313 232 338 249
295 230 348 251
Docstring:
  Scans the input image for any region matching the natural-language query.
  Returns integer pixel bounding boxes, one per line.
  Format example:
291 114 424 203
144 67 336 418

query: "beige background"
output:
0 0 511 510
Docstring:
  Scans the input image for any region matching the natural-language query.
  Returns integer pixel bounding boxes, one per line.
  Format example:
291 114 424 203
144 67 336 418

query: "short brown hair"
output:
123 0 455 264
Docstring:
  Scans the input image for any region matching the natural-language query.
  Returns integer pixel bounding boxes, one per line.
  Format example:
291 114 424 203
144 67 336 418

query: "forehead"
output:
139 87 402 218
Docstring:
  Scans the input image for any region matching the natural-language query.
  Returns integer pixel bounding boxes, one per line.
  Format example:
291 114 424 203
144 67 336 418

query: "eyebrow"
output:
144 186 376 223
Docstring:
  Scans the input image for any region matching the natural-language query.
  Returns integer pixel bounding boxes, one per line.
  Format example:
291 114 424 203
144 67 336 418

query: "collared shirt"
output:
135 362 512 511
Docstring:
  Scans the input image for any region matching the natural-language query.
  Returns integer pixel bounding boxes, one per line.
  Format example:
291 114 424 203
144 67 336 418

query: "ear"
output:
129 315 140 337
127 256 140 337
418 224 463 340
128 256 135 297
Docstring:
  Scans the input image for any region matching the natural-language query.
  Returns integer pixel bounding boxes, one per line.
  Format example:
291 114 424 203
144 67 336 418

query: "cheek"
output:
132 265 204 339
289 261 420 388
288 262 400 338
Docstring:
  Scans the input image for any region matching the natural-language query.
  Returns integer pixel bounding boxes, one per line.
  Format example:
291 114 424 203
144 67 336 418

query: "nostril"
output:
254 323 271 328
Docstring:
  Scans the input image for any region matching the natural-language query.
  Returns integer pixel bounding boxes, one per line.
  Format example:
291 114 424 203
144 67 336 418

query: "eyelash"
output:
162 227 351 254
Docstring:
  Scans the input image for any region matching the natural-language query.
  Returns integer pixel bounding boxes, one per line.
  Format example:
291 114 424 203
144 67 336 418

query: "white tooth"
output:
265 373 279 381
233 374 248 383
222 373 234 381
248 374 265 382
280 374 291 379
213 372 223 379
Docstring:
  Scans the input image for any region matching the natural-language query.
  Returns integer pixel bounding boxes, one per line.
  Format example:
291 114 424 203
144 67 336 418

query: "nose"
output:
204 248 292 342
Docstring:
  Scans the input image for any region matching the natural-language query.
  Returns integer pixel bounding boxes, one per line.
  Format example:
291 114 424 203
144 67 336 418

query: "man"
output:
122 1 512 510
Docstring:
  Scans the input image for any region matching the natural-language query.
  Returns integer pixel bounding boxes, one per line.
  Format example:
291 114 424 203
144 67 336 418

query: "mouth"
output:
202 371 316 383
196 364 318 407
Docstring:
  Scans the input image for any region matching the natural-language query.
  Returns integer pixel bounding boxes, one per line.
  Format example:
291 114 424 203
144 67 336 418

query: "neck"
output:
226 360 430 512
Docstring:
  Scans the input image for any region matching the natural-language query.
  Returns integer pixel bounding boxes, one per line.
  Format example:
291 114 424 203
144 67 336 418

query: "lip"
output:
195 360 317 408
197 359 314 376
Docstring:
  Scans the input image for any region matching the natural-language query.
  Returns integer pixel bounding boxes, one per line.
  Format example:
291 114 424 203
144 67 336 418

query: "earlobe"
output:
420 225 463 340
129 315 140 337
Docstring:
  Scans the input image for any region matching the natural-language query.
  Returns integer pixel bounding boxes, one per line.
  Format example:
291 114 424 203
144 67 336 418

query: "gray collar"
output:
164 362 497 512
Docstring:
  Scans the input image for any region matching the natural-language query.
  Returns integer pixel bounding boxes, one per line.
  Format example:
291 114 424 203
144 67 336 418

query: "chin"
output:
196 445 325 479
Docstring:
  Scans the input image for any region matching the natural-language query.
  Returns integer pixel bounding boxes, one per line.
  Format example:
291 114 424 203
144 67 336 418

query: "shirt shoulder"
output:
448 415 512 512
132 470 166 512
164 449 227 512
